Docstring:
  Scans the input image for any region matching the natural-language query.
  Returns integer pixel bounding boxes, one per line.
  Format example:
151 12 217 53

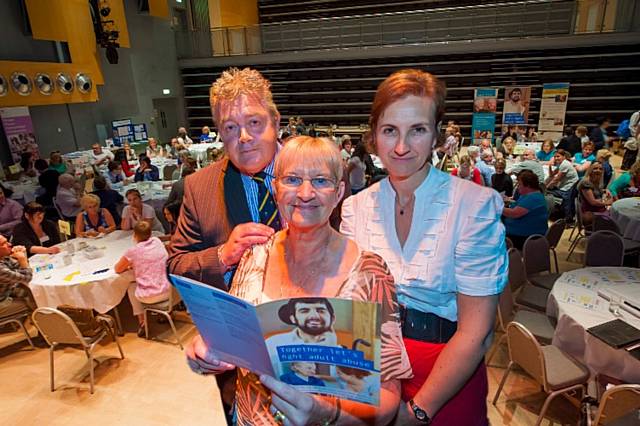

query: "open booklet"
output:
170 274 382 405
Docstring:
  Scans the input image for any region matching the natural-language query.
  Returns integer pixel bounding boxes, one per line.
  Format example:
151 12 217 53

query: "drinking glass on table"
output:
609 294 622 317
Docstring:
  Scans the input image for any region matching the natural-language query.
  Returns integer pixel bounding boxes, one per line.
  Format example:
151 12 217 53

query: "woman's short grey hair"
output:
58 173 75 188
275 136 343 183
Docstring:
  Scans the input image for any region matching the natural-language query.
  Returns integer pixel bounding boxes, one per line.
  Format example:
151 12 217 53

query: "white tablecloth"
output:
547 267 640 383
188 142 222 163
611 198 640 241
28 230 137 314
6 178 40 204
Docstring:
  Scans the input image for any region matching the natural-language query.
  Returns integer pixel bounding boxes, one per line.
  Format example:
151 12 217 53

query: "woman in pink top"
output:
115 221 171 335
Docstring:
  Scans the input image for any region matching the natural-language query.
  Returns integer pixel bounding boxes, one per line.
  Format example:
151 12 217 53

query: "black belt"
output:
400 306 457 344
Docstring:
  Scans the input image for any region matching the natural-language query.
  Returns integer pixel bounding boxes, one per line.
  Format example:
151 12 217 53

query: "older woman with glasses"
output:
341 69 508 425
185 136 412 426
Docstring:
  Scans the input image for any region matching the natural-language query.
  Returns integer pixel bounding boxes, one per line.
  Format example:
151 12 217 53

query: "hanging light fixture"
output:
0 74 7 96
35 73 54 95
56 73 74 94
11 72 33 96
75 73 92 94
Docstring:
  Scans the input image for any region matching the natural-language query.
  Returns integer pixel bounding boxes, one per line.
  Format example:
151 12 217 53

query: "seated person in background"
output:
122 142 137 161
280 362 325 387
503 170 549 250
48 151 72 174
576 125 589 145
467 144 481 164
177 126 193 146
56 173 82 219
0 186 23 237
106 160 127 184
92 176 123 227
496 136 517 160
34 158 49 176
145 137 164 158
476 149 496 186
134 156 160 182
508 148 546 186
491 158 513 197
12 202 61 256
0 235 34 318
545 149 579 221
121 189 163 232
347 143 368 195
165 166 195 206
90 143 114 167
172 154 197 181
608 160 640 200
556 125 582 156
578 162 611 227
536 139 556 163
573 140 596 178
114 221 171 336
75 194 116 238
165 137 186 159
20 152 37 177
596 149 614 187
199 126 214 142
113 149 134 177
162 202 181 237
36 167 60 207
451 154 483 185
340 135 352 163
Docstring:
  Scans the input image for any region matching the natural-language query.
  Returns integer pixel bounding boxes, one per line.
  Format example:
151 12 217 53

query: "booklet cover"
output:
171 274 382 405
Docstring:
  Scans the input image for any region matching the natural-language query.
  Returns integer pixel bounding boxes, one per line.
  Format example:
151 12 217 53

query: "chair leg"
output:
49 344 56 392
535 391 558 426
111 328 125 360
144 310 149 340
15 319 35 349
551 249 559 273
111 306 123 336
568 223 577 242
566 235 583 261
486 333 506 366
492 361 514 405
165 313 183 350
86 349 95 394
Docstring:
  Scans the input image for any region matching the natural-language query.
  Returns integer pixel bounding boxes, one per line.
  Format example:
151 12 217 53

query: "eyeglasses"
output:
278 175 337 191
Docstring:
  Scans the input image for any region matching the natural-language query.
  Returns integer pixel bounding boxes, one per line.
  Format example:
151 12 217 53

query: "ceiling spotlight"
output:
75 73 93 94
56 73 74 94
11 72 33 96
35 73 54 95
0 75 7 96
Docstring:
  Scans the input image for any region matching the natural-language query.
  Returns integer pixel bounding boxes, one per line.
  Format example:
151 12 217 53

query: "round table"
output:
611 198 640 241
28 230 138 314
187 142 222 164
547 267 640 383
6 177 40 204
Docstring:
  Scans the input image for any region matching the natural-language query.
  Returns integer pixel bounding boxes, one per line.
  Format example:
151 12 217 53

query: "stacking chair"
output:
142 286 184 350
162 164 178 181
508 248 551 313
567 198 592 261
584 231 625 267
492 322 590 426
590 384 640 426
505 237 514 250
0 301 35 349
31 307 124 394
486 280 555 365
523 234 561 291
592 215 640 257
545 219 566 273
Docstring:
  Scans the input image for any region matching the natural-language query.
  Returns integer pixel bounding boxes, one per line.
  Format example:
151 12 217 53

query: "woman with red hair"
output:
341 69 508 425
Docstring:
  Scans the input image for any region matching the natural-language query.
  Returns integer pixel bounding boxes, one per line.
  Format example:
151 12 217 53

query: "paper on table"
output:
557 288 607 313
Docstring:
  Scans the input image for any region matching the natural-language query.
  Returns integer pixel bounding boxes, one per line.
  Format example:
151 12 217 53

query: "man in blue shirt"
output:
476 149 496 186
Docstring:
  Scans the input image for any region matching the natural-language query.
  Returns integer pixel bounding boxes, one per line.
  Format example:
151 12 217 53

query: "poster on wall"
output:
502 86 531 125
537 83 570 141
0 106 40 165
471 88 498 145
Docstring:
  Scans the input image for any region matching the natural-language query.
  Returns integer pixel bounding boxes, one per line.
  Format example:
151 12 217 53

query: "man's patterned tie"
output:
252 171 282 231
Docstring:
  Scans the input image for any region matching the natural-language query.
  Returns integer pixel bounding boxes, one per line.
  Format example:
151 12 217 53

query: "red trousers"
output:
401 338 489 426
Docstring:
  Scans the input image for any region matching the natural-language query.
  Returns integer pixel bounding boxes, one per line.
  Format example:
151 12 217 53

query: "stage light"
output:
75 73 93 93
35 73 54 95
11 72 32 96
56 73 74 94
0 74 7 96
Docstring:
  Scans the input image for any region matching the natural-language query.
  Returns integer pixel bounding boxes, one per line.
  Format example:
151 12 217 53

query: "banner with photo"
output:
471 88 498 145
502 86 531 125
0 106 40 166
537 82 570 141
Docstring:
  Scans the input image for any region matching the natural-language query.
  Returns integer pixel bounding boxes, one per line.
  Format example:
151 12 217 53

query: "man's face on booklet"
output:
292 302 333 336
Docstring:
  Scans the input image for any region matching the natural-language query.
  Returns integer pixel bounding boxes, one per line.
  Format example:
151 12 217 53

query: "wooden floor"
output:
1 153 622 426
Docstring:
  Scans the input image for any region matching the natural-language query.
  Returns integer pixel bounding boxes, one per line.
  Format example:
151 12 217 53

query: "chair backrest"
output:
506 322 546 388
584 230 625 267
592 215 622 234
508 248 528 293
51 197 65 220
163 165 178 181
496 281 515 332
169 284 181 308
523 234 551 276
593 384 640 425
31 307 87 347
505 237 514 250
545 219 566 249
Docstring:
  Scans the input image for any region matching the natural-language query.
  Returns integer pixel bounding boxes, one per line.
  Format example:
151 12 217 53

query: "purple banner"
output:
0 106 40 165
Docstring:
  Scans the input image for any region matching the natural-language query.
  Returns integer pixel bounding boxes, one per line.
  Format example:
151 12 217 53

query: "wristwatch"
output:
408 399 432 424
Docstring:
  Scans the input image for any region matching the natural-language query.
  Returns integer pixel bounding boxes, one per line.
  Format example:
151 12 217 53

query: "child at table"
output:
114 221 171 336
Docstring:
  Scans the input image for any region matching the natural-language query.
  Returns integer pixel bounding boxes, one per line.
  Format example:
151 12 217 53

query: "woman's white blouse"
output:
341 167 508 322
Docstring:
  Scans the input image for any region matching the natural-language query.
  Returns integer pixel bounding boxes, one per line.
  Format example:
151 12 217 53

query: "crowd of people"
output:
1 65 639 425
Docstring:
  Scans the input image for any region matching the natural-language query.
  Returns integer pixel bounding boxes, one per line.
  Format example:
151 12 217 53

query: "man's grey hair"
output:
467 145 480 155
481 149 493 159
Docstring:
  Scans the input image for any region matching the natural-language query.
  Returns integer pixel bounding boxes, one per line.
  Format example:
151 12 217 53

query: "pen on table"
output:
93 268 110 274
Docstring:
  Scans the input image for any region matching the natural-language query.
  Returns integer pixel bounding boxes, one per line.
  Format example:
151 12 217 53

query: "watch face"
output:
416 410 427 420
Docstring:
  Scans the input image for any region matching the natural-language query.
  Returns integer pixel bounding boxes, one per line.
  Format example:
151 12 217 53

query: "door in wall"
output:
152 97 179 145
